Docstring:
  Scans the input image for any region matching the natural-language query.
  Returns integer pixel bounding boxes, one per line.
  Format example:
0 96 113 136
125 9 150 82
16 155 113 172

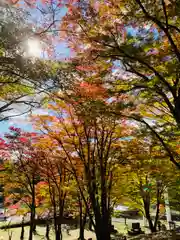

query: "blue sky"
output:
0 121 33 137
0 8 158 136
0 4 70 136
0 43 70 136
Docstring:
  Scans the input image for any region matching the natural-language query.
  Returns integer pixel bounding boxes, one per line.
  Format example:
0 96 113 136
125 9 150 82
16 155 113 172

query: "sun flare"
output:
26 39 42 58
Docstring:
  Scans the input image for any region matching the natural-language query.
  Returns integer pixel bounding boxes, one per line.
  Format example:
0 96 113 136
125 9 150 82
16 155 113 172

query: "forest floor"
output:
0 221 126 240
0 219 179 239
0 226 96 240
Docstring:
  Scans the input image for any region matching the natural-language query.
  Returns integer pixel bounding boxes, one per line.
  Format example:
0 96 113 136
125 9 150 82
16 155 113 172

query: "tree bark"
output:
145 208 156 233
46 223 50 240
29 181 36 240
29 206 36 240
57 224 62 240
54 221 60 240
54 214 61 240
20 221 24 240
88 178 111 240
143 198 156 233
78 195 87 240
174 96 180 127
79 211 87 240
95 220 111 240
93 204 111 240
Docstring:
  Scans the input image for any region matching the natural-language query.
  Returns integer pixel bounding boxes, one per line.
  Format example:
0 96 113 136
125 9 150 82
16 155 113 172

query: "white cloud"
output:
7 108 49 128
32 109 49 115
8 116 29 126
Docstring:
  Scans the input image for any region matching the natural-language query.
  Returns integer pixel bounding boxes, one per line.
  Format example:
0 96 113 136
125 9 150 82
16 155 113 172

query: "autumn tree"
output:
117 135 178 232
3 127 41 240
33 87 133 240
35 136 90 240
58 0 180 168
35 137 74 240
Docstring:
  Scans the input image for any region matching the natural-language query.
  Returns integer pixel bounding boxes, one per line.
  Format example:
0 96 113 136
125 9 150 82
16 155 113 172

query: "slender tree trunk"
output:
57 224 62 240
46 222 50 240
154 203 160 232
33 223 36 234
54 214 61 240
174 99 180 127
51 187 61 240
146 209 156 233
54 221 61 240
29 182 36 240
29 206 36 240
144 200 156 233
58 197 65 240
79 200 84 240
78 195 87 240
20 218 25 240
79 211 87 240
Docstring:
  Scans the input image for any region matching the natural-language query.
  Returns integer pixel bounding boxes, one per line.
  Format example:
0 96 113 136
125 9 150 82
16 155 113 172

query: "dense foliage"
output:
0 1 180 240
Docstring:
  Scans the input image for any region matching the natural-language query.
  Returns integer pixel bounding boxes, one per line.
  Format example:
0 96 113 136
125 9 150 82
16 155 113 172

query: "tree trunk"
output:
142 182 157 234
79 206 84 240
51 187 61 240
144 200 156 233
29 208 35 240
93 207 111 240
54 216 62 240
146 210 156 233
20 224 24 240
54 216 61 240
174 98 180 127
90 190 111 240
29 180 36 240
79 212 87 240
46 223 50 240
95 220 111 240
78 195 87 240
54 225 60 240
33 223 36 234
57 224 62 240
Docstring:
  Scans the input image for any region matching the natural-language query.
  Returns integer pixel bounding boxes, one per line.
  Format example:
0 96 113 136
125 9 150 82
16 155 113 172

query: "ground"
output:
0 219 144 239
0 218 179 239
0 220 123 240
0 227 96 240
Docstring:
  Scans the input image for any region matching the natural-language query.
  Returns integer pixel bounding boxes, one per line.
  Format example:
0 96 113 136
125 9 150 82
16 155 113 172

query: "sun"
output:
26 39 42 58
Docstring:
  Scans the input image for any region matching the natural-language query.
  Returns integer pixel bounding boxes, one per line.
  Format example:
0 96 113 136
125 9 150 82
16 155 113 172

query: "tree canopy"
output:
0 1 180 240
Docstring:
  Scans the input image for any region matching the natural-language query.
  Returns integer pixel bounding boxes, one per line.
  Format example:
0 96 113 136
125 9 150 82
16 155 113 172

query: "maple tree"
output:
117 134 179 232
2 127 41 240
35 138 73 240
2 1 180 238
58 0 180 168
32 89 134 240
